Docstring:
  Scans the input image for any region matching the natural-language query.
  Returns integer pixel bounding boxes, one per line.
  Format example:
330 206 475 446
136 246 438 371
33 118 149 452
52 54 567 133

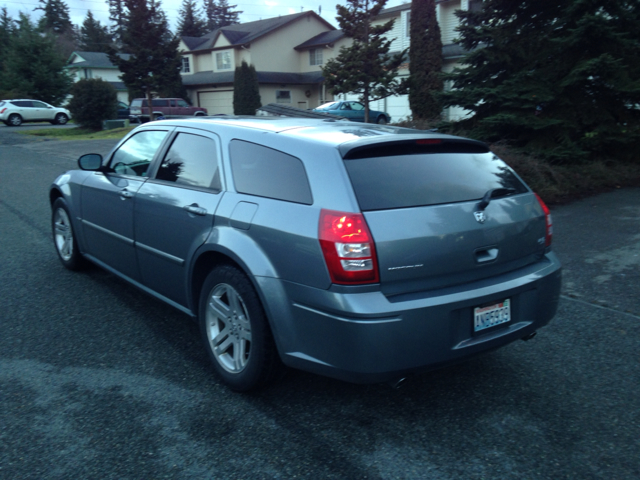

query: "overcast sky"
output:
2 0 409 32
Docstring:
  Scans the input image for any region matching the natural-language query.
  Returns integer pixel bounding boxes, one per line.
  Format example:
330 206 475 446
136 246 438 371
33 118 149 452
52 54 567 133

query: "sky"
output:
1 0 410 32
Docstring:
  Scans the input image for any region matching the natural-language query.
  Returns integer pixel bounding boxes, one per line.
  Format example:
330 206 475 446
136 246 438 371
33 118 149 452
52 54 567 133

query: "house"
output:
179 11 350 115
65 52 131 104
344 0 480 122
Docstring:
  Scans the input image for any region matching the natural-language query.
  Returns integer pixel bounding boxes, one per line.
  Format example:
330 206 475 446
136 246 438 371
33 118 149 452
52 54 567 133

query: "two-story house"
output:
65 52 131 104
179 11 350 115
353 0 480 122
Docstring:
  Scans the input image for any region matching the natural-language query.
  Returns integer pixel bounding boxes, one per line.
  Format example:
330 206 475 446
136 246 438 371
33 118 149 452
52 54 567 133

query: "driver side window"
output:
110 130 168 176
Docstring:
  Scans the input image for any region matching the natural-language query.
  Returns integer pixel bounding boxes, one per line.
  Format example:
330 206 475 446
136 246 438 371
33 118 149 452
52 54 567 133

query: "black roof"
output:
181 11 335 52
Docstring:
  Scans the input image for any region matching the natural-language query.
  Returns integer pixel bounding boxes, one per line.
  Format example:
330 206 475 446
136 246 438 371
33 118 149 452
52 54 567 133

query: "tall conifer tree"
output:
322 0 406 123
177 0 208 37
408 0 443 120
108 0 184 109
443 0 640 161
78 11 113 52
233 60 261 115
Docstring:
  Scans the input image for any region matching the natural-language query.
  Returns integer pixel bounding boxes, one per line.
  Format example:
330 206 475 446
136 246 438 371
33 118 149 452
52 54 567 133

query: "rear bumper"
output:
258 253 562 384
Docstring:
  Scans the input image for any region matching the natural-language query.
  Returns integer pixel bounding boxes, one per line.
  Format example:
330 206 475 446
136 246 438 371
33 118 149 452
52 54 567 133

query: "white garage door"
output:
199 90 234 115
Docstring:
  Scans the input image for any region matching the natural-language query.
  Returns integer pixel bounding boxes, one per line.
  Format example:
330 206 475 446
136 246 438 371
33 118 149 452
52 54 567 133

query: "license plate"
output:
474 299 511 332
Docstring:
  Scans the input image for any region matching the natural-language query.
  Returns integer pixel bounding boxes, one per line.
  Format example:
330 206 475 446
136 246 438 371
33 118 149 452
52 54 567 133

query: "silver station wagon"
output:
50 117 561 391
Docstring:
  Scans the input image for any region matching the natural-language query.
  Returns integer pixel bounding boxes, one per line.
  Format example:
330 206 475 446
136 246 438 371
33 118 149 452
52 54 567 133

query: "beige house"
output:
65 52 131 104
179 11 350 115
345 0 480 122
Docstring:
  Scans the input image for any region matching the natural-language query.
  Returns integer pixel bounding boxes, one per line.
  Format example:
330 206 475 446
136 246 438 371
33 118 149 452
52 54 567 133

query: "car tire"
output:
52 198 86 270
376 116 388 125
199 264 282 391
7 114 22 126
195 111 206 116
55 113 69 125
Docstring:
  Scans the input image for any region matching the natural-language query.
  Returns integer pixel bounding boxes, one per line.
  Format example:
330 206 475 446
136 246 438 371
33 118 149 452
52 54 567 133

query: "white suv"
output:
0 99 71 126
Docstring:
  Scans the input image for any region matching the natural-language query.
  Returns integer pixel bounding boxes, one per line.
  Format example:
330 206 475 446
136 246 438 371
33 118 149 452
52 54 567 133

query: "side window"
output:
229 140 312 205
13 101 31 107
351 102 365 111
178 99 189 107
155 133 221 191
110 130 168 177
32 101 48 108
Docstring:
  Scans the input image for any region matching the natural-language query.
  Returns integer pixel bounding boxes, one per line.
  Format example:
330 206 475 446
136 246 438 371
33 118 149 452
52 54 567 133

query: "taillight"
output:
534 193 553 247
318 209 379 284
0 108 6 114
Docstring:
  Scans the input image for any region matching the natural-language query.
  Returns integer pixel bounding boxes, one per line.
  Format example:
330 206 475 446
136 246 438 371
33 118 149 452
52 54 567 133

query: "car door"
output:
13 101 34 120
348 102 366 122
30 101 53 121
80 129 171 281
133 128 224 307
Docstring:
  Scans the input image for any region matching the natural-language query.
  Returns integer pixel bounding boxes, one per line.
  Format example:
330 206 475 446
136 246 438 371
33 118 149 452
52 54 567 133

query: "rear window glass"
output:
344 151 528 211
229 140 313 205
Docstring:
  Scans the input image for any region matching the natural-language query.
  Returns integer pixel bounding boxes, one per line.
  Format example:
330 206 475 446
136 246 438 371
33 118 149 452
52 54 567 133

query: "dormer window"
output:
216 51 232 70
309 49 323 66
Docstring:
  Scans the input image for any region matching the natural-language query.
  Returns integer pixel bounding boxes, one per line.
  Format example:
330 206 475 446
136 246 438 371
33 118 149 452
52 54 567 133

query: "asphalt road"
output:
1 128 639 479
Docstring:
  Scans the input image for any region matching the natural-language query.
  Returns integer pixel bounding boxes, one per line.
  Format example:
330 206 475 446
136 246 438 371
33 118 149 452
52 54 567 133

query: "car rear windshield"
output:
343 146 528 211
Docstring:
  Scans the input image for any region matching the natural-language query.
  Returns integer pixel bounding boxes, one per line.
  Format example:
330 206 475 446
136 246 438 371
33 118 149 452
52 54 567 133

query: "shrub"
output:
67 79 118 130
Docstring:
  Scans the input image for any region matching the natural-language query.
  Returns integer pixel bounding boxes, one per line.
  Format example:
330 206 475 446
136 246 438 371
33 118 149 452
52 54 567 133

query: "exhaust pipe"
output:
387 377 407 389
521 331 537 341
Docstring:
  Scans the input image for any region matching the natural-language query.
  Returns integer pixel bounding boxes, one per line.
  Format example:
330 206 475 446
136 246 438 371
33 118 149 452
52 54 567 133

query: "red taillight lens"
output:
318 209 379 284
0 108 6 114
534 193 553 247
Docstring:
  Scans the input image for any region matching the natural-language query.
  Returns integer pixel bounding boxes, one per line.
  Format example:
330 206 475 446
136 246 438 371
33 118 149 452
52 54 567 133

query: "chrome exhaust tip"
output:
522 331 537 341
387 377 407 389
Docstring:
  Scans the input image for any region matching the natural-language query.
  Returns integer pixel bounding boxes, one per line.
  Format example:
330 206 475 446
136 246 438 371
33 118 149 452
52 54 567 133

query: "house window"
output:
309 49 323 66
181 57 190 73
83 68 92 79
406 11 411 37
216 51 232 70
276 90 291 104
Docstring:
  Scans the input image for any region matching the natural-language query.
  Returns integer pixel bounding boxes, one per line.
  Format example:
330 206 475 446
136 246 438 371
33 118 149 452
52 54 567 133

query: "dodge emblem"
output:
474 211 486 224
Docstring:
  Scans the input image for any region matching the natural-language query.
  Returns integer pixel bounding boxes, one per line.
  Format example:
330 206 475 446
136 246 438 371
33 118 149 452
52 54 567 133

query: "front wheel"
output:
55 113 69 125
199 265 282 391
52 198 85 270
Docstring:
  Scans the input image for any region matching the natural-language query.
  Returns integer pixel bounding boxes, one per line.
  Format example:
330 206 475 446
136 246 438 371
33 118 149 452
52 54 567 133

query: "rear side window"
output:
344 149 528 211
156 133 221 191
229 140 313 205
152 99 169 107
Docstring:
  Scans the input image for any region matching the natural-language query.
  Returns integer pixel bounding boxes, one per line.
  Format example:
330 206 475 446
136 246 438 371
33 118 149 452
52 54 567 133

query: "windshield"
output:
316 102 338 111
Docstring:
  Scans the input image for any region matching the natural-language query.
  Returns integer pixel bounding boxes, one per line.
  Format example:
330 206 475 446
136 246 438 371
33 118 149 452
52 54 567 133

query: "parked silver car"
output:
49 117 561 391
0 99 71 126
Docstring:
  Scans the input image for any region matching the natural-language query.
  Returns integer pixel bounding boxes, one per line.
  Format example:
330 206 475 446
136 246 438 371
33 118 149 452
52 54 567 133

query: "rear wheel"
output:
55 113 69 125
52 198 85 270
199 265 282 391
8 114 22 126
376 116 387 125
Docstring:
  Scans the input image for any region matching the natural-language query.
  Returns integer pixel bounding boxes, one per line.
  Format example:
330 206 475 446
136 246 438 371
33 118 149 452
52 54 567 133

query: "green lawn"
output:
20 125 135 141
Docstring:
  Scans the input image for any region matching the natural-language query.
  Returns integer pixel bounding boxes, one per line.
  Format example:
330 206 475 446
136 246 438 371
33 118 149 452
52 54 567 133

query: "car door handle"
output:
183 204 207 216
119 189 134 199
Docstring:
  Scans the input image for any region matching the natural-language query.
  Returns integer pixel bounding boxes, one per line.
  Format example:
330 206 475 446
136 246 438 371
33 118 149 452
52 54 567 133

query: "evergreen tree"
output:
0 8 15 75
107 0 126 46
204 0 241 31
233 60 261 115
443 0 640 162
108 0 184 113
408 0 443 120
78 11 113 52
0 13 71 104
321 0 406 122
35 0 73 35
177 0 208 37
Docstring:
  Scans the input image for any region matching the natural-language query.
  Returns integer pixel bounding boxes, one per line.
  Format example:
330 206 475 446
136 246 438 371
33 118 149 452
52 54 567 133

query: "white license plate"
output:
474 299 511 332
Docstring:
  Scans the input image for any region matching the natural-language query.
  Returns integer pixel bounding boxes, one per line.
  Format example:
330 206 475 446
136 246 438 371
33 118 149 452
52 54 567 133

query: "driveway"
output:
0 132 638 479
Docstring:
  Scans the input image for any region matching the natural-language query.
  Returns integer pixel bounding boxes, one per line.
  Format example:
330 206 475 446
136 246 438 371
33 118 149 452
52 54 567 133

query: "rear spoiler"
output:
341 137 489 160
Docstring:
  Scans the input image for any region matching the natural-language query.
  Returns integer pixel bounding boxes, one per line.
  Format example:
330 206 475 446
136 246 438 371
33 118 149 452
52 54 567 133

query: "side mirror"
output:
78 154 104 171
